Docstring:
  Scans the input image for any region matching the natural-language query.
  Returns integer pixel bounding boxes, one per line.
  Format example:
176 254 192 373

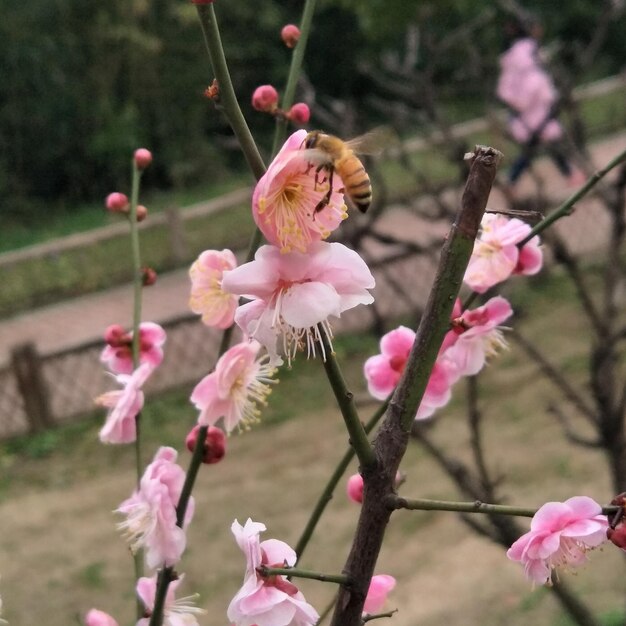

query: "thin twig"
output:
511 330 598 425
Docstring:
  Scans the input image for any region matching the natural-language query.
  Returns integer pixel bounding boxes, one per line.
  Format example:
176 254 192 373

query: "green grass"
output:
2 258 626 625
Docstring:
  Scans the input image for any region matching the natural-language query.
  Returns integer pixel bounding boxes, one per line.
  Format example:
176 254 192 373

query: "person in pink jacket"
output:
497 19 583 188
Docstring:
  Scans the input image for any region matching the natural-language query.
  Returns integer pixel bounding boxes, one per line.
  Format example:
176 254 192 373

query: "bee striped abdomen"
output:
339 156 372 213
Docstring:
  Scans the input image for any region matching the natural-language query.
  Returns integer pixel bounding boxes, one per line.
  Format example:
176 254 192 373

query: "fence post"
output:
166 207 188 263
11 342 54 433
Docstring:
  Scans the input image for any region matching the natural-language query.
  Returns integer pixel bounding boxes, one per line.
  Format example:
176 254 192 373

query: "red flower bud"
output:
104 324 128 347
142 267 157 286
281 24 301 48
186 425 226 464
105 192 129 213
287 102 310 124
134 148 153 170
136 205 148 222
608 525 626 550
252 85 279 113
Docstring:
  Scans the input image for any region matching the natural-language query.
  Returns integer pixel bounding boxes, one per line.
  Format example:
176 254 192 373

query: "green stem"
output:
258 566 350 586
148 422 209 626
391 495 619 518
295 400 389 561
318 328 377 469
271 0 318 154
195 4 266 181
519 146 626 246
128 159 145 611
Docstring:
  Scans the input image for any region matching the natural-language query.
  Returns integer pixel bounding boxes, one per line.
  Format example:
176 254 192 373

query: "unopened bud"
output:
142 267 157 286
105 192 129 213
204 79 219 100
186 424 226 464
608 526 626 550
346 473 364 503
104 324 128 347
287 102 310 124
136 205 148 222
252 85 279 113
281 24 301 48
134 148 153 170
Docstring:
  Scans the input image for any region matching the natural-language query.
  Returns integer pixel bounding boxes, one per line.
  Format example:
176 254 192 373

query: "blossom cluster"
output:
364 295 513 421
189 129 375 374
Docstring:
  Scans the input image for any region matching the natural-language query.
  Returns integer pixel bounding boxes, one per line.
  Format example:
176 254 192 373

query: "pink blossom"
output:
363 325 455 421
252 130 347 253
101 322 166 375
227 519 319 626
515 235 543 276
134 148 153 170
223 242 374 366
190 341 277 433
364 326 415 400
287 103 310 124
464 214 543 293
281 24 301 48
189 249 239 329
136 575 205 626
96 362 153 444
117 447 195 570
363 575 396 614
443 296 513 377
85 609 119 626
507 496 608 585
185 424 227 464
252 85 279 112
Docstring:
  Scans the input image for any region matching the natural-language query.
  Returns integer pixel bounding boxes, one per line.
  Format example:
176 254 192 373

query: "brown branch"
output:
329 146 500 626
510 330 598 425
547 404 602 449
543 230 606 337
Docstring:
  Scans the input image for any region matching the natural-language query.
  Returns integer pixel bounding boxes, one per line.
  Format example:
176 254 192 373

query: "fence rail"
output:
1 73 625 440
1 74 624 272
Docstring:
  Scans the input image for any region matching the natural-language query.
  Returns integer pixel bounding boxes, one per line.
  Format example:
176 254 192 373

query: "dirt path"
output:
0 131 624 368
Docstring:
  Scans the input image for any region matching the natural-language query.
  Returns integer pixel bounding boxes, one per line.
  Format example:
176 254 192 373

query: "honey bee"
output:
302 129 389 214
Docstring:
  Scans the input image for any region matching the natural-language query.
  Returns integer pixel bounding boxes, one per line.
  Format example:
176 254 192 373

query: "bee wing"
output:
299 147 333 166
344 126 399 155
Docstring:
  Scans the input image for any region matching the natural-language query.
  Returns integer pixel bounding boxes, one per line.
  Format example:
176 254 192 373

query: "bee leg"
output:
314 167 334 213
313 164 329 191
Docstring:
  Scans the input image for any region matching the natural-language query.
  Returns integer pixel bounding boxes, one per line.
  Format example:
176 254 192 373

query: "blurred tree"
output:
0 0 623 223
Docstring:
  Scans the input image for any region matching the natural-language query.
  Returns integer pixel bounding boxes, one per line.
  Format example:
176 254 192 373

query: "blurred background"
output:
1 0 626 624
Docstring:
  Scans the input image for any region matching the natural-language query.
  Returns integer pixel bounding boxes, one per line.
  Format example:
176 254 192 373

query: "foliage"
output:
1 0 624 224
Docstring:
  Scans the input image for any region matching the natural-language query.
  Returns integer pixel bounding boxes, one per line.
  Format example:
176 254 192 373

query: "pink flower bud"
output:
287 103 310 124
142 267 157 286
186 424 226 464
105 192 129 213
364 575 396 614
134 148 153 170
281 24 301 48
136 205 148 222
252 85 279 112
347 473 364 503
